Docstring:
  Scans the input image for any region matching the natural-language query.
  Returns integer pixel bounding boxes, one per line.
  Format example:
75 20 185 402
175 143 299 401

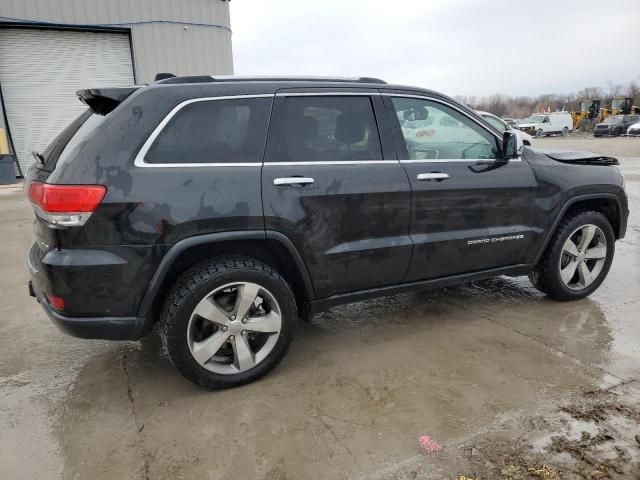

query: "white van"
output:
517 112 573 138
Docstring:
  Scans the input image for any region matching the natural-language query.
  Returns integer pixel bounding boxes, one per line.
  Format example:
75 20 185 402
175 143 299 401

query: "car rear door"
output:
262 89 412 298
382 92 538 282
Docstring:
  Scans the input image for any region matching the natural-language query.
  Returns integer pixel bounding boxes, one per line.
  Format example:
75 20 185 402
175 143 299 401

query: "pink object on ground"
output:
418 435 442 455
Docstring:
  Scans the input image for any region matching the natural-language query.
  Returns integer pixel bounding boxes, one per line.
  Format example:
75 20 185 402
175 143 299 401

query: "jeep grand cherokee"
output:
26 75 629 388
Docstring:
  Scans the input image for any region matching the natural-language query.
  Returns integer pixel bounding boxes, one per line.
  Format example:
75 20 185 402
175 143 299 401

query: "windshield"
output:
524 115 544 124
580 101 593 112
603 115 623 124
611 99 625 110
482 114 507 132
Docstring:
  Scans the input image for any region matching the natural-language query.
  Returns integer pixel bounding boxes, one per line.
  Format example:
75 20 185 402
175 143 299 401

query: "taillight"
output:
46 294 65 310
28 181 106 226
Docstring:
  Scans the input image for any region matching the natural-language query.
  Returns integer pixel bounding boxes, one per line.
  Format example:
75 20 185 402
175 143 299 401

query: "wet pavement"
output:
1 136 639 479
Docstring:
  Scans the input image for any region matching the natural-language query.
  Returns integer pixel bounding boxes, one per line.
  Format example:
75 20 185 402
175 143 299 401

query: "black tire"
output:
536 129 544 138
614 127 622 137
562 126 569 136
160 256 297 389
529 211 615 301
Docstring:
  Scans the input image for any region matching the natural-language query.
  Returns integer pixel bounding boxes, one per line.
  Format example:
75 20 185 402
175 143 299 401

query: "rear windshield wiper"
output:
31 151 45 166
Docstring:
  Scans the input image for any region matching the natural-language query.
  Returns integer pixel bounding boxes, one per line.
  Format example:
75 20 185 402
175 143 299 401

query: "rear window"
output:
54 113 107 171
145 97 271 164
40 110 97 171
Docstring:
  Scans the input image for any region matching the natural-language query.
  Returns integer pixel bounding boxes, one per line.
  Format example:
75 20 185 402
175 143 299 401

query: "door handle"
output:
273 177 315 186
417 172 449 181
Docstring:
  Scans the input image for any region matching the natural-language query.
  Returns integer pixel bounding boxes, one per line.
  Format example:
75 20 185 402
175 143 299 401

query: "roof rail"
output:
155 75 387 85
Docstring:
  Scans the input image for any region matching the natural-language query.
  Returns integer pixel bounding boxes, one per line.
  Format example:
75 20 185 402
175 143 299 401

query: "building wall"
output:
0 0 233 81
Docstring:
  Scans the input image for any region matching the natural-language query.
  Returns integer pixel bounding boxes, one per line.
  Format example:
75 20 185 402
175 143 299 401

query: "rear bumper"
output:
28 247 147 340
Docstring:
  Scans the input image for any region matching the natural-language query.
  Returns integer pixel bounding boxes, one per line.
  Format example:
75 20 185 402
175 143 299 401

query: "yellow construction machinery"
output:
610 97 640 115
572 99 604 131
572 97 640 131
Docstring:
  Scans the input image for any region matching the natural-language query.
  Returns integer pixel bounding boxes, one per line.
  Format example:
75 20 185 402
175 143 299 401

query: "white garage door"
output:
0 28 135 173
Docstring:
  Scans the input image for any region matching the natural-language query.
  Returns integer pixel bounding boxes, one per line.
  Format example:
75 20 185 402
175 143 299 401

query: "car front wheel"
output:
160 256 297 389
536 129 544 138
529 211 615 300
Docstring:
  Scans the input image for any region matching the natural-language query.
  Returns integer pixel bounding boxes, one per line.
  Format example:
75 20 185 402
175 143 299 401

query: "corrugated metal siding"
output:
0 28 134 171
0 0 233 81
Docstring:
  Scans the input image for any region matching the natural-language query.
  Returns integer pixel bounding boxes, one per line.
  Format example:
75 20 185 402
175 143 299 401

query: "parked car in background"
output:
594 115 640 137
518 112 573 138
627 121 640 136
502 117 516 127
477 111 533 146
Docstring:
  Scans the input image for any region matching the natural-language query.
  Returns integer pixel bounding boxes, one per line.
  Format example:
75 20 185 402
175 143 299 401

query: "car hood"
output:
628 122 640 130
595 122 618 127
518 123 538 128
533 149 619 165
512 129 533 141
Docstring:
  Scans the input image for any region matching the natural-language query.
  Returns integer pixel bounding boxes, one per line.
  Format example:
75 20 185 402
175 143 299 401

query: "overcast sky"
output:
230 0 640 98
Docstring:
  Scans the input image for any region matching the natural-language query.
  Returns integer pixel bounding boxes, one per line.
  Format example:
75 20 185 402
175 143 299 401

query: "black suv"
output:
593 114 640 136
26 76 629 388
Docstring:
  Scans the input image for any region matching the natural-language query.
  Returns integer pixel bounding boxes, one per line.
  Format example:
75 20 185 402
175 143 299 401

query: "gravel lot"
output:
1 136 638 479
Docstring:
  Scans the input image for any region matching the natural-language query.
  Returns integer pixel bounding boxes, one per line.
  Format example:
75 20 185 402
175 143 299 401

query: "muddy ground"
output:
0 136 639 479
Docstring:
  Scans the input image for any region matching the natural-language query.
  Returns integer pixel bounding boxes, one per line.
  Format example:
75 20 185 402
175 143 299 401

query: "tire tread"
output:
159 256 295 389
530 210 614 301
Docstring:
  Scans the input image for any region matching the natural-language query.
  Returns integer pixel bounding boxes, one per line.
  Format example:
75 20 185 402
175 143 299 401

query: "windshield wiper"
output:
31 151 45 166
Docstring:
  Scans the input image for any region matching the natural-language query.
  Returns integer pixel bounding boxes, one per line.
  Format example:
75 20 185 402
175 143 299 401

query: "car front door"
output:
382 92 538 282
262 90 413 298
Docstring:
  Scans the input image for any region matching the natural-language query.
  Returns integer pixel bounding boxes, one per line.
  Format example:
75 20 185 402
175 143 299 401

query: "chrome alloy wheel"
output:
559 224 607 290
187 282 282 374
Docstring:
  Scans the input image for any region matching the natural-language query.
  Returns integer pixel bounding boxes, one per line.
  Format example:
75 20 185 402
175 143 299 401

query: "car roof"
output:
156 75 389 85
147 74 445 97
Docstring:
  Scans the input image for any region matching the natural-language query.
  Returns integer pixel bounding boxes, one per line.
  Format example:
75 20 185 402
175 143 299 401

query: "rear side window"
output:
145 97 271 164
277 96 382 161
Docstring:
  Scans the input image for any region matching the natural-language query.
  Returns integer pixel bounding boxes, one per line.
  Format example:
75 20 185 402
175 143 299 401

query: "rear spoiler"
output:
76 86 140 115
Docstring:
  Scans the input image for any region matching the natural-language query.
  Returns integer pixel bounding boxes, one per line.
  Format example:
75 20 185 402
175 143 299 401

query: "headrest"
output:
287 115 318 142
335 112 366 143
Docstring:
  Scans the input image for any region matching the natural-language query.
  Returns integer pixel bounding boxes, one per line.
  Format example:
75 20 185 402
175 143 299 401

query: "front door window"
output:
390 97 498 160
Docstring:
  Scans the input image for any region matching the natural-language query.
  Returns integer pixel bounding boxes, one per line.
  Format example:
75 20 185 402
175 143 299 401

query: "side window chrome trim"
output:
275 92 380 97
381 93 503 143
134 94 274 168
400 158 521 163
265 160 398 166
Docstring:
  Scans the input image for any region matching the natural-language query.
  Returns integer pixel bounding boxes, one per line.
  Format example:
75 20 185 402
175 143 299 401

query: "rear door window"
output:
145 97 272 164
276 96 382 161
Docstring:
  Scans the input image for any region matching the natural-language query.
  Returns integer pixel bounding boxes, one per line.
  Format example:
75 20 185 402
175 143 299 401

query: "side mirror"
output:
502 131 522 159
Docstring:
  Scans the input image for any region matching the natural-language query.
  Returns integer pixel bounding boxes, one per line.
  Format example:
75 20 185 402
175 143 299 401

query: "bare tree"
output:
456 79 640 118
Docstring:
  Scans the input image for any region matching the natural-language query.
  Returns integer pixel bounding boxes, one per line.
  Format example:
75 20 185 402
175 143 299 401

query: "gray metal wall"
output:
0 0 233 81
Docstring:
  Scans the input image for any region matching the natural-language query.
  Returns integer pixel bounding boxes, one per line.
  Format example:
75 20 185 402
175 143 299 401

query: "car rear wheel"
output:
529 211 615 300
536 129 544 138
562 126 569 136
160 256 297 389
614 127 622 136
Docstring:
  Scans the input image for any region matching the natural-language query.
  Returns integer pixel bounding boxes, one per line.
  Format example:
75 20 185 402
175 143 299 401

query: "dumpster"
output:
0 154 17 184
